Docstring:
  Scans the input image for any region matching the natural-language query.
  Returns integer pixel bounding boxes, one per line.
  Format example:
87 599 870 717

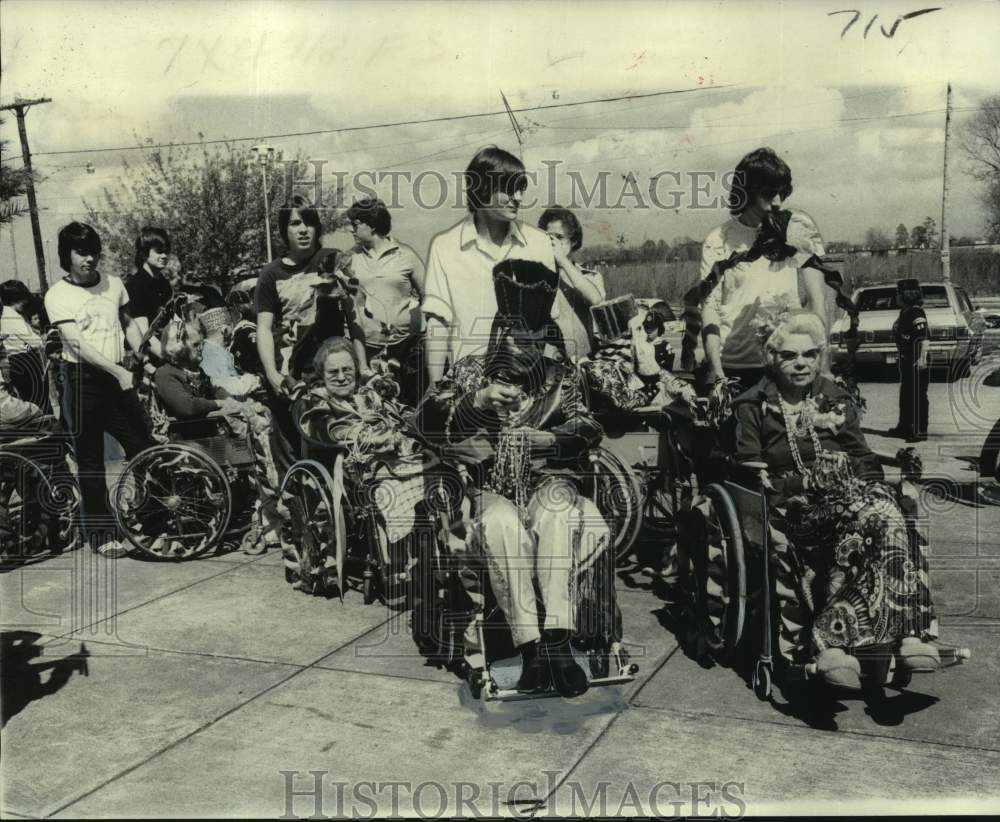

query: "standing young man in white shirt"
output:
44 222 154 558
699 147 828 394
421 146 558 384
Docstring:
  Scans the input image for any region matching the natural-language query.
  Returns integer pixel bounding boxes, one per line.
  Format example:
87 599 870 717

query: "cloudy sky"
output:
2 0 999 289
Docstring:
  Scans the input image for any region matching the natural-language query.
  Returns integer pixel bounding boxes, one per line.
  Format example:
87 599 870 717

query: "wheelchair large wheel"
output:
114 443 232 559
694 483 747 658
279 460 343 596
585 447 644 563
0 451 79 561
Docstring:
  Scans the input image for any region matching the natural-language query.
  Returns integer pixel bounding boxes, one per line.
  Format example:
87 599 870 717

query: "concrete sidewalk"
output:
4 372 1000 818
2 529 999 818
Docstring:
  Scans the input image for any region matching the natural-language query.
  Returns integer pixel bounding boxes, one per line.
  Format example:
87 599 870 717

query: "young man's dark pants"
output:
262 384 299 476
367 332 427 407
897 358 929 437
60 363 154 546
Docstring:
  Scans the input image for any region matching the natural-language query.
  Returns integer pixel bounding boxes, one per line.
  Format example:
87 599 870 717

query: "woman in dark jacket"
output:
154 319 282 548
732 308 943 692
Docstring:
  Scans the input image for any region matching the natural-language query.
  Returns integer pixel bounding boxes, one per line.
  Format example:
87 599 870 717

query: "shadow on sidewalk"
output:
1 631 90 727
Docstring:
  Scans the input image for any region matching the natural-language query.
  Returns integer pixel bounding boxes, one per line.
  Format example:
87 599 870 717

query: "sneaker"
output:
95 539 129 559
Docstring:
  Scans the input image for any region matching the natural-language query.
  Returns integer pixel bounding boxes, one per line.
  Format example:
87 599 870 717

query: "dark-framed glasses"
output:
778 348 821 363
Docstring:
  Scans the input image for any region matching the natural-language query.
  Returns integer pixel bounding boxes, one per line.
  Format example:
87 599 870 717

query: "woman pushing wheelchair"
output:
730 306 964 692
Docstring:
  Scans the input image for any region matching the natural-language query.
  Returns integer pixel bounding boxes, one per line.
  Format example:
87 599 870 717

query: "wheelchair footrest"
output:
480 649 638 702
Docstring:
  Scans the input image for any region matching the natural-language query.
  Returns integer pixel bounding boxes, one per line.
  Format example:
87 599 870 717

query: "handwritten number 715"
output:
829 7 942 39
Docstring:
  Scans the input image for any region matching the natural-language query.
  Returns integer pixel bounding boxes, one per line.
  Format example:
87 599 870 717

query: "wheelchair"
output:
278 394 449 603
416 474 640 703
279 389 641 700
0 425 79 564
676 443 972 700
112 408 269 559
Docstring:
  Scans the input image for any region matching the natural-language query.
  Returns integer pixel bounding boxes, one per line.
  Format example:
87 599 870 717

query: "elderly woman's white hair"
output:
755 308 827 361
160 319 203 367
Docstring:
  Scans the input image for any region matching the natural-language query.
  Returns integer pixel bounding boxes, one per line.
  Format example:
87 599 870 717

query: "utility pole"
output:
9 226 18 279
0 97 52 292
250 143 276 262
940 82 952 283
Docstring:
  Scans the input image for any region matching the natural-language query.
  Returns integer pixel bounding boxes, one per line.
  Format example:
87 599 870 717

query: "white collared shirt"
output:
351 238 425 346
421 215 557 362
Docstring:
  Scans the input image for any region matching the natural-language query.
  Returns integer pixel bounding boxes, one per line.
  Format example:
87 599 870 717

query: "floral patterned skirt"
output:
786 479 935 653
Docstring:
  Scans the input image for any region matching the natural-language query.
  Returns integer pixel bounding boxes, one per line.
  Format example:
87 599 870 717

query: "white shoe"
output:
95 539 128 559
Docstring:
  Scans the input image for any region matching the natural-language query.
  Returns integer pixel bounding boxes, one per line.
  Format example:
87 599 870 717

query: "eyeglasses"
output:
777 348 821 363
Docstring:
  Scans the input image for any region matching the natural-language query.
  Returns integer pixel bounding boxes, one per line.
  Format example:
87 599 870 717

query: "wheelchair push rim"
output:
0 450 80 561
113 443 232 560
695 483 748 659
279 459 343 597
584 447 644 563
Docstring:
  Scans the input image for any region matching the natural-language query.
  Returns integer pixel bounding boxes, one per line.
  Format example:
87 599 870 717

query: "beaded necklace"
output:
777 393 824 476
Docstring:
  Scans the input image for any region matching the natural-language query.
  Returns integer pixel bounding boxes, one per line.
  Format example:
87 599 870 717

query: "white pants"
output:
462 479 610 662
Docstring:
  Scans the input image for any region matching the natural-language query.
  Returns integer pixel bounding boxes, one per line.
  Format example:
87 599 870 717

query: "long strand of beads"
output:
779 395 819 476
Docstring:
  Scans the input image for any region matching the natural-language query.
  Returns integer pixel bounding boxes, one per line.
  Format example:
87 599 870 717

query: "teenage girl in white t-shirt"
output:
700 148 829 394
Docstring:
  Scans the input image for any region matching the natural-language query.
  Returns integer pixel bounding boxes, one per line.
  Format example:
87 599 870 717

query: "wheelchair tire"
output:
697 483 748 659
752 658 772 701
0 450 79 562
585 447 644 563
113 443 232 560
279 460 341 595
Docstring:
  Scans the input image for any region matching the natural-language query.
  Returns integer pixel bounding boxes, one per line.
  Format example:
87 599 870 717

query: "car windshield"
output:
856 286 950 311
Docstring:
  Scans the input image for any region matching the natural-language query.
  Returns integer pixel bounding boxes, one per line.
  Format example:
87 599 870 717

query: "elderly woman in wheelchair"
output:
416 260 636 701
282 333 442 601
716 308 967 695
112 318 281 558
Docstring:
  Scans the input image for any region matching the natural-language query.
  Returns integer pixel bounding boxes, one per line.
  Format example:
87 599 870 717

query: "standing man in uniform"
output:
890 278 929 443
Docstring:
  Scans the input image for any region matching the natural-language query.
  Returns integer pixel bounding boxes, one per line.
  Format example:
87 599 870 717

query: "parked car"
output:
829 282 986 375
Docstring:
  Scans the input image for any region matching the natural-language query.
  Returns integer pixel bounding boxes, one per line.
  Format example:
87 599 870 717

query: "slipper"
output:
896 637 941 673
812 648 862 692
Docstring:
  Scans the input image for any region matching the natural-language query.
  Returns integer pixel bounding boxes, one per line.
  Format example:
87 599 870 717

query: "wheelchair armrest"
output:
738 461 769 471
0 435 45 450
202 409 249 421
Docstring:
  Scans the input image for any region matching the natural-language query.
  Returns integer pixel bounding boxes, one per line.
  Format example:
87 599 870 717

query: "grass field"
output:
602 247 1000 304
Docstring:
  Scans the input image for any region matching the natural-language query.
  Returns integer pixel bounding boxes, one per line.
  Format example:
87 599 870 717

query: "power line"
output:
25 83 741 158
